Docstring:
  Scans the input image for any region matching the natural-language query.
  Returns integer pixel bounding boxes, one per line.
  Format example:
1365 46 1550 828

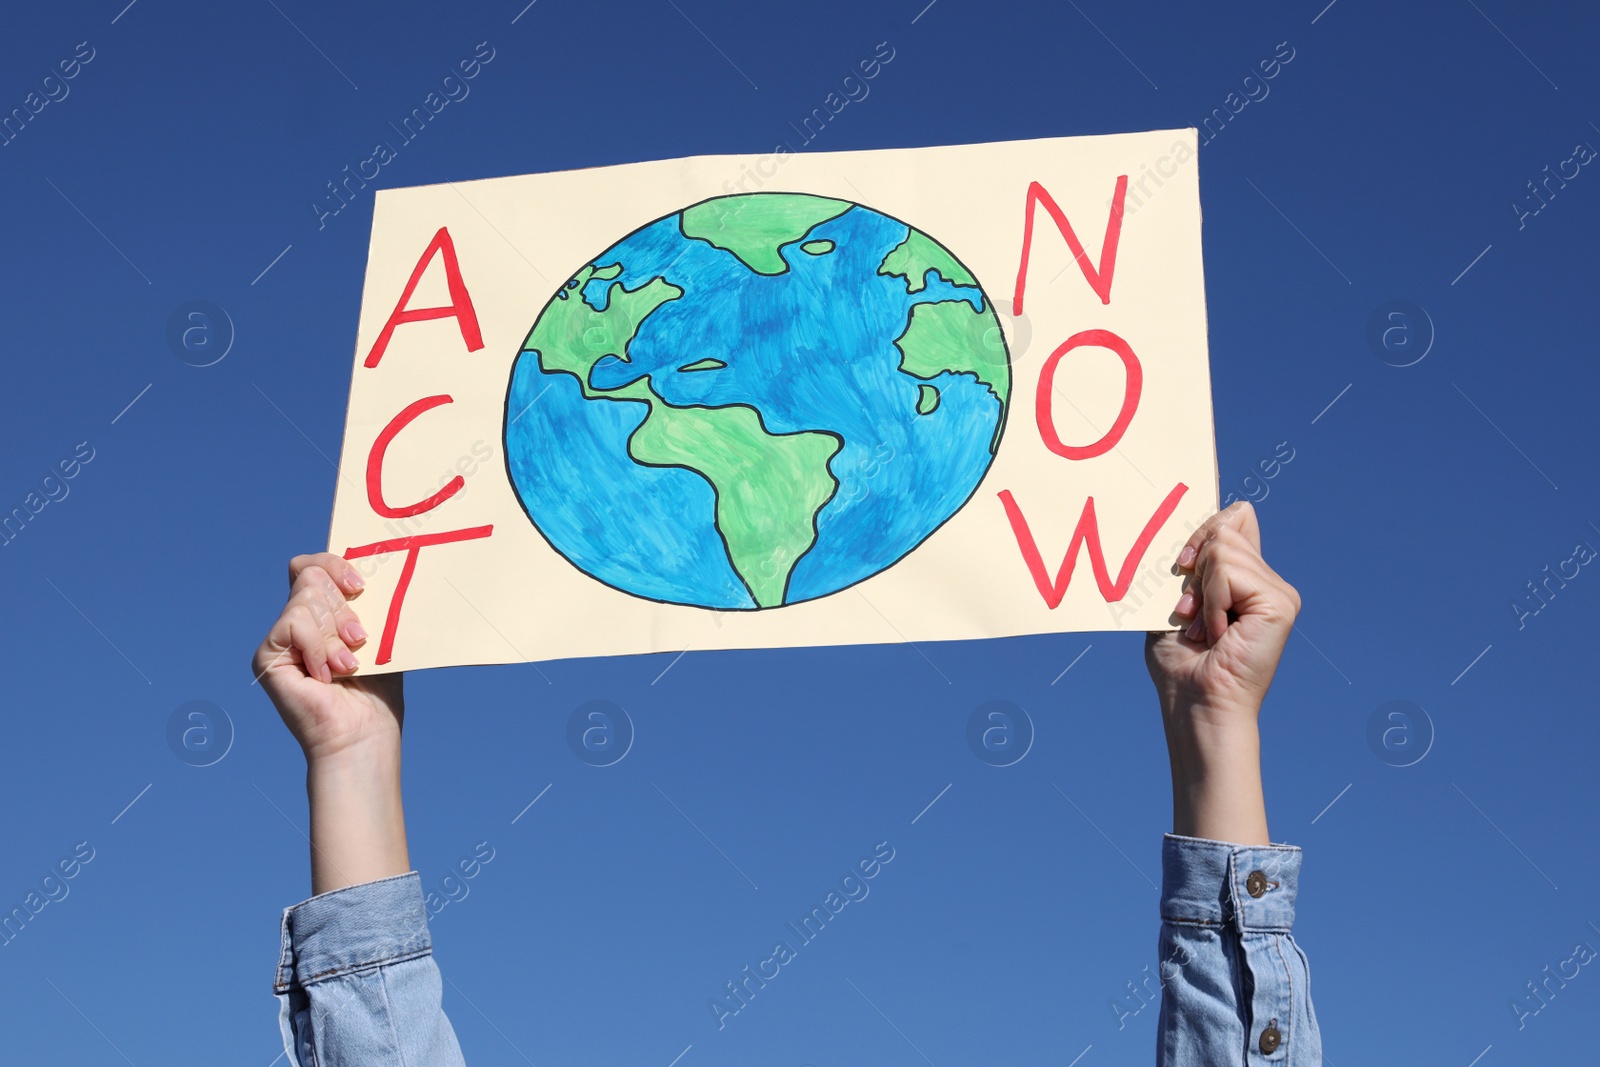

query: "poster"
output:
328 129 1217 673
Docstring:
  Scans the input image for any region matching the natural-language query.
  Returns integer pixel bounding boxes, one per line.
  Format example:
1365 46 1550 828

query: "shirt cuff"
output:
274 872 433 994
1160 833 1301 933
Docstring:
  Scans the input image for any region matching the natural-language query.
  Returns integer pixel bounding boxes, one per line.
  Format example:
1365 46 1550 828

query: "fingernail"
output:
336 649 357 672
345 570 365 590
1178 546 1196 567
1185 618 1204 641
1176 593 1196 616
348 621 368 643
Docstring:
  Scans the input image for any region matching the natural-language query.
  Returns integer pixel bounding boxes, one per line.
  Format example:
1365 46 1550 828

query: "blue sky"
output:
1 1 1597 1064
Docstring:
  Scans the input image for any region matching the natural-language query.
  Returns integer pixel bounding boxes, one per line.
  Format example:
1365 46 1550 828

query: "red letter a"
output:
998 483 1187 607
1012 177 1128 315
364 226 484 368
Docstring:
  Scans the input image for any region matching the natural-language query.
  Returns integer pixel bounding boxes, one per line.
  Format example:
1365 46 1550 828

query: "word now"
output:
1001 176 1188 609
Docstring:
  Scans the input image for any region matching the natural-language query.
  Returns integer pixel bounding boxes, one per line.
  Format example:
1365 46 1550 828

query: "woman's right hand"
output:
251 552 404 764
254 552 411 894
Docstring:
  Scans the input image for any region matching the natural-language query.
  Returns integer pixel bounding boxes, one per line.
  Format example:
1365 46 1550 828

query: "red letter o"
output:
1035 329 1143 460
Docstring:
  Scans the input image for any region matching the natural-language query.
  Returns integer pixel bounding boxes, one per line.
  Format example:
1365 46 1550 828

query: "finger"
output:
291 565 368 648
1177 500 1262 571
1225 501 1262 555
1197 540 1237 644
292 565 369 649
288 552 366 598
290 587 359 675
1196 527 1291 641
1181 585 1207 641
253 609 302 681
1250 562 1302 624
1177 579 1206 640
284 603 333 683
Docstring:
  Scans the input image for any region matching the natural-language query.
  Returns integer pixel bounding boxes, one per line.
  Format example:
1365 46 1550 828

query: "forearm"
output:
306 741 410 896
279 743 465 1064
1163 704 1270 847
1156 705 1321 1061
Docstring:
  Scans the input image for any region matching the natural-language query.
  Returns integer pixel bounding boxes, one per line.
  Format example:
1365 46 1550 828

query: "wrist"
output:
303 731 402 781
299 713 406 771
1162 696 1260 766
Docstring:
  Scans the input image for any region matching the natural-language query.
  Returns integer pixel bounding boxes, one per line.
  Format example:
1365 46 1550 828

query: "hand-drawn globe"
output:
503 192 1010 610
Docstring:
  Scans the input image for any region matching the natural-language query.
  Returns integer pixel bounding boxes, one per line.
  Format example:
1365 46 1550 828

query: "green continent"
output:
627 403 840 608
893 299 1011 450
800 240 835 255
525 265 840 608
878 229 976 293
916 384 940 415
681 194 852 275
526 264 682 384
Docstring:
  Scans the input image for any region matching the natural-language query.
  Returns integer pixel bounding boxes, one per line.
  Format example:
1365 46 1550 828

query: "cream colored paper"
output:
328 129 1217 674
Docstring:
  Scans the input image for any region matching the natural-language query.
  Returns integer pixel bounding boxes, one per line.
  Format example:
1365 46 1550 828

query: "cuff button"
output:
1246 870 1270 898
1259 1024 1282 1053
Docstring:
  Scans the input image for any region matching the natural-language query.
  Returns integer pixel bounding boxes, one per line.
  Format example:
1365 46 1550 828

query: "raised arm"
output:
254 552 465 1066
1144 503 1322 1064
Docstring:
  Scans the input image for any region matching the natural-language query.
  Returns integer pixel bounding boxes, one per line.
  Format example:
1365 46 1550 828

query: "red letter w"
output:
998 483 1187 606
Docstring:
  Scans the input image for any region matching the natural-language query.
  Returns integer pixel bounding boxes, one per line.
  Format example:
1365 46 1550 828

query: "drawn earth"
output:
504 192 1010 610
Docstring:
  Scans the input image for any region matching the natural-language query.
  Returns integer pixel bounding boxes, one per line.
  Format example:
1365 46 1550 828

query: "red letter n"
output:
365 226 484 368
1013 176 1129 315
998 483 1187 607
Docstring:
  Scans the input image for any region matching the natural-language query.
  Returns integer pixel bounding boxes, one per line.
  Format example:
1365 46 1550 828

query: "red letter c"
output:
366 394 464 518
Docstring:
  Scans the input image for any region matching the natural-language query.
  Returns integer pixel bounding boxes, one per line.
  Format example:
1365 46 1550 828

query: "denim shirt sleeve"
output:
1157 834 1321 1065
274 872 466 1066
